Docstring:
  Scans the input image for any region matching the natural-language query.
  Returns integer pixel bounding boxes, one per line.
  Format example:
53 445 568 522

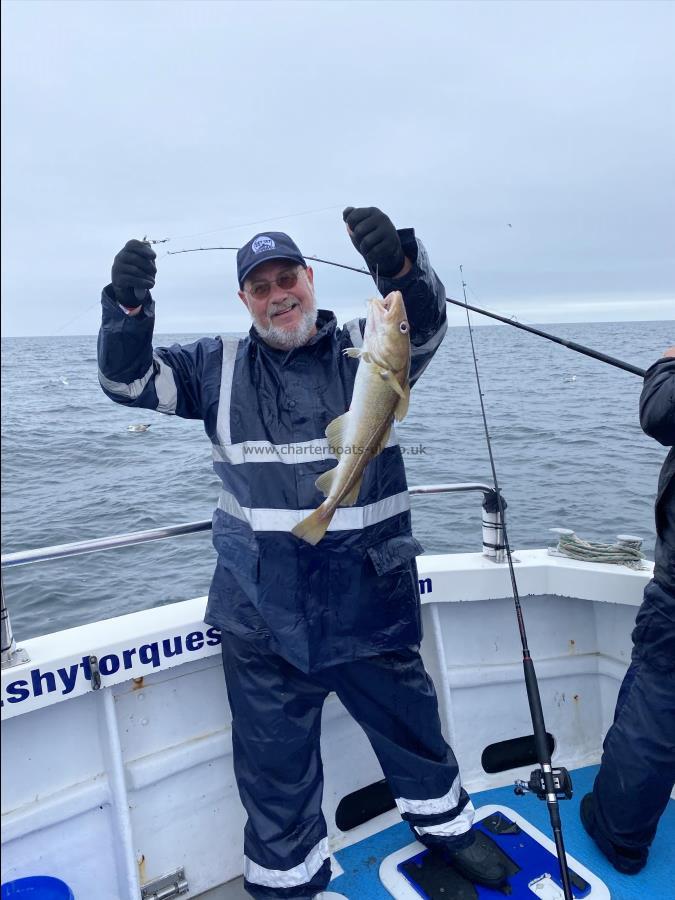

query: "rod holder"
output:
1 574 29 669
482 489 507 564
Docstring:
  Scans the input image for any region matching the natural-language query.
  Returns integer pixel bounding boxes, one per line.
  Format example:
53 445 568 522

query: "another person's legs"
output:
221 633 332 900
327 646 507 888
582 580 675 872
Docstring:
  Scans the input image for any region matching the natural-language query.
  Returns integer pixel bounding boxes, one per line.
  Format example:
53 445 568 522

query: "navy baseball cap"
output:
237 232 306 288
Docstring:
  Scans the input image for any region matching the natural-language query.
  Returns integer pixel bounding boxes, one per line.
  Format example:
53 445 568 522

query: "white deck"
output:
1 550 652 899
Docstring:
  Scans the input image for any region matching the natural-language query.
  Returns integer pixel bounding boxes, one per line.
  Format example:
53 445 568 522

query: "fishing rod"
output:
166 246 646 378
445 296 645 377
166 246 371 277
459 266 575 900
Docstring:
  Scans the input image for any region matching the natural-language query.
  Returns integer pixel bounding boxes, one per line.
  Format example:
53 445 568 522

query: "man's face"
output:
239 259 317 349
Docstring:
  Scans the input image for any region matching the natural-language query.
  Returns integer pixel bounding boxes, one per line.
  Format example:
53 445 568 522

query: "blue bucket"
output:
1 877 74 900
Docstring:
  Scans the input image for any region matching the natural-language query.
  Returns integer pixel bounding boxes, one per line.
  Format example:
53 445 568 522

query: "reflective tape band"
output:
217 489 410 532
213 438 333 465
212 429 399 465
244 836 329 888
98 355 177 412
98 362 154 400
413 800 475 838
216 338 241 446
153 355 178 414
396 774 462 817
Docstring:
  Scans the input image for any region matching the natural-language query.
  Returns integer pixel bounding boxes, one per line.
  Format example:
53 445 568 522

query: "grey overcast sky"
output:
1 0 673 337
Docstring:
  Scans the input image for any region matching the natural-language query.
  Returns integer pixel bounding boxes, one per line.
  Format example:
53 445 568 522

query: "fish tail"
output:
292 502 335 545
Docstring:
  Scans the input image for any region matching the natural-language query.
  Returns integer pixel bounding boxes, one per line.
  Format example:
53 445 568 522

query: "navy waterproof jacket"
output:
98 230 448 672
639 356 675 596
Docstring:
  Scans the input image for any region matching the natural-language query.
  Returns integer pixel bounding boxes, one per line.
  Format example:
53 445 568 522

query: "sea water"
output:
1 320 671 640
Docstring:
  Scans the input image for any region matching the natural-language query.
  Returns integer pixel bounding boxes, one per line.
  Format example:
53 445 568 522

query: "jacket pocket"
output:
366 534 424 576
221 539 260 583
212 509 260 583
206 557 269 641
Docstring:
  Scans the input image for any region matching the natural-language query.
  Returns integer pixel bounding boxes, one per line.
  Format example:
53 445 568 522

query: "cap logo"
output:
251 236 275 254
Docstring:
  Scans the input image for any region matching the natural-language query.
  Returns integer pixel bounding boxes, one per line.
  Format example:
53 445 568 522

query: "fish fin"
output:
292 504 334 545
377 368 407 401
325 412 350 456
394 384 411 421
339 474 364 507
315 466 337 498
343 347 373 363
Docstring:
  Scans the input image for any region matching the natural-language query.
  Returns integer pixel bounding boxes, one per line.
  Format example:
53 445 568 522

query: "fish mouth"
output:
270 301 299 318
375 291 406 320
370 296 391 317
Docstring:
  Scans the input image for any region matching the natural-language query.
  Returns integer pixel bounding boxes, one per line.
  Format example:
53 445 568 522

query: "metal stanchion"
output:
1 574 29 669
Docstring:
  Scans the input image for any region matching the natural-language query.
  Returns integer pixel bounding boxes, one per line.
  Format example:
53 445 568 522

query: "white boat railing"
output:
0 482 505 669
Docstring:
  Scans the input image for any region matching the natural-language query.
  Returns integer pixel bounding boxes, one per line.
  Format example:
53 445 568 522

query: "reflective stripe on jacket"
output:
98 231 447 671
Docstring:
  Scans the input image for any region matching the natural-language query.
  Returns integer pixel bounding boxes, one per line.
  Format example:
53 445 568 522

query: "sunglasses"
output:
246 267 302 300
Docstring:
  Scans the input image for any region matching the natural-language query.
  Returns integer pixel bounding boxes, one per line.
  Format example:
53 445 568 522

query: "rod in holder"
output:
1 574 30 669
482 489 507 563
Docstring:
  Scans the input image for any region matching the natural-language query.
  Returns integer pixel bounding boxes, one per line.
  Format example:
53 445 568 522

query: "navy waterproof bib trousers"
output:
221 634 474 899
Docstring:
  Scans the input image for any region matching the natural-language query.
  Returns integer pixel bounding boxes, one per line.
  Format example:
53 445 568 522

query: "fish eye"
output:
399 322 409 333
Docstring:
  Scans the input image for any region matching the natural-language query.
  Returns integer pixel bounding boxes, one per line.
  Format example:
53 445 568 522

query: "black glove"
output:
342 206 405 278
111 239 157 307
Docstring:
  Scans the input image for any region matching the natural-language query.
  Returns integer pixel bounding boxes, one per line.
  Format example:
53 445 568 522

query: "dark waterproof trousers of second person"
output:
589 579 675 871
222 633 474 900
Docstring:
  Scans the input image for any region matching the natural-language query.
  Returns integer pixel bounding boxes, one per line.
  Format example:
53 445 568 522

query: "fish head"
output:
365 291 410 374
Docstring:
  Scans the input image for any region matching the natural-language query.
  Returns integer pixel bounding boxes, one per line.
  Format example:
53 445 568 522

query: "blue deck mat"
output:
328 765 674 900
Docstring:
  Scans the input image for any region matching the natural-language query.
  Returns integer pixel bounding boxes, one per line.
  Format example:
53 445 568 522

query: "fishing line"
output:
459 265 575 900
52 301 102 336
157 203 343 244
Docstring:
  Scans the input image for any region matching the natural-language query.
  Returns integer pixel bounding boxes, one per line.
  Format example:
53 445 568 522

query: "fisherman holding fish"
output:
98 207 509 898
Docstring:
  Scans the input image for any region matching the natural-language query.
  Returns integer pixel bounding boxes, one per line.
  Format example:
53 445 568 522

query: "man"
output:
581 347 675 873
98 207 507 899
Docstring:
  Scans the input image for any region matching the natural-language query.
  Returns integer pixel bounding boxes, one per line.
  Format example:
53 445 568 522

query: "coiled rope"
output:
548 528 647 569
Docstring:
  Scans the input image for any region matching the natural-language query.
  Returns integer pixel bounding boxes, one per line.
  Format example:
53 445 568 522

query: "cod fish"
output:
292 290 411 545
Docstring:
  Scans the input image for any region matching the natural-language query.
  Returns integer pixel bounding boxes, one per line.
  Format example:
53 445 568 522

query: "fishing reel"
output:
514 766 573 801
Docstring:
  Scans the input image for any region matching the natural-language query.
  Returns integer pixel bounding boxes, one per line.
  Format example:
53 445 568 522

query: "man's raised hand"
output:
342 207 405 278
111 239 157 308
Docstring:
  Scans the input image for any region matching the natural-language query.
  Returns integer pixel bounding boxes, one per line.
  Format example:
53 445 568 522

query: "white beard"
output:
253 303 317 349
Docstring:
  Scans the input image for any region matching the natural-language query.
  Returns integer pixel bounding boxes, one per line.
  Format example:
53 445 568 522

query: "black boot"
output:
444 830 510 890
580 792 648 874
